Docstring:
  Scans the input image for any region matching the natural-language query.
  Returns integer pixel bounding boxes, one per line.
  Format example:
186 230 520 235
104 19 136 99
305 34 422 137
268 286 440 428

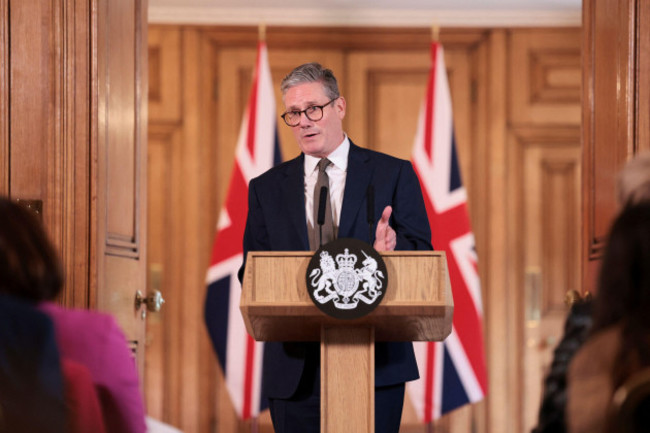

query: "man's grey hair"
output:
280 62 340 100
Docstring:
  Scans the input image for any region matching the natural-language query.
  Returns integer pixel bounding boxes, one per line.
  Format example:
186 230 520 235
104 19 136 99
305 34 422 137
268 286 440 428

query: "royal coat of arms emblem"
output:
306 238 388 319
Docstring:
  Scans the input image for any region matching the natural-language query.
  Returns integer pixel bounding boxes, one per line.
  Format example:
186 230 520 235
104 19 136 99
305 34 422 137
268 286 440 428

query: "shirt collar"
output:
304 135 350 175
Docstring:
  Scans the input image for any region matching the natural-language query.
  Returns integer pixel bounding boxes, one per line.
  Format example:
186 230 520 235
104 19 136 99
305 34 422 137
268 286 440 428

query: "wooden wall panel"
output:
507 29 582 433
148 28 182 123
345 36 487 249
639 1 650 155
8 0 64 277
65 0 93 309
540 157 581 310
346 52 428 156
5 0 92 308
508 127 581 433
484 29 511 433
146 27 220 433
9 0 56 200
509 29 581 125
105 0 138 250
146 123 179 421
0 1 8 194
178 29 213 432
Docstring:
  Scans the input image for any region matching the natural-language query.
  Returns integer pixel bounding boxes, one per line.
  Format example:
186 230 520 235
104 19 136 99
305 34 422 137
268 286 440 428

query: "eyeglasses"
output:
281 98 338 127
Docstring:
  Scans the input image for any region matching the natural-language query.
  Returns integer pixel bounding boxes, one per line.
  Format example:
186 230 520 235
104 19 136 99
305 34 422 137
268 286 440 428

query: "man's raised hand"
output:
374 206 396 251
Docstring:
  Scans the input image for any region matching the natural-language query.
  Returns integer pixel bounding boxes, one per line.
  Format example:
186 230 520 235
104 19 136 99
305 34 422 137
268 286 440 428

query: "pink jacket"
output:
39 302 147 433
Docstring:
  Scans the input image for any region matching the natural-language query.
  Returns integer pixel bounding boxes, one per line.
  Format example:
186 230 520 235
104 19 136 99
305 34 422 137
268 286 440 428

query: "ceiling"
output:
148 0 582 27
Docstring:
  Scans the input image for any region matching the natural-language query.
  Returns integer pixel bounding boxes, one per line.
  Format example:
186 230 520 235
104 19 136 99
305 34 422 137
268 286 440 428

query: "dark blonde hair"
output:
618 152 650 207
0 197 63 301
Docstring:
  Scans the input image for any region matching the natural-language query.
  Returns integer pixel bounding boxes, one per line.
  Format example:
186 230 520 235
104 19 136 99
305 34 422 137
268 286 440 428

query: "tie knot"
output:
318 158 331 173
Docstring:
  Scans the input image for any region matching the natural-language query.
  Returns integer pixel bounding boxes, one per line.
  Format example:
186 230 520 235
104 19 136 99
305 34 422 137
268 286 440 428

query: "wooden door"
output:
582 0 650 293
95 0 149 373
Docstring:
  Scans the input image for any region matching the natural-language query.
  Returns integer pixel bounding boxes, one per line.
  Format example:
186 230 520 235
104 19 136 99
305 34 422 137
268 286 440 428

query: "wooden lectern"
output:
241 250 452 433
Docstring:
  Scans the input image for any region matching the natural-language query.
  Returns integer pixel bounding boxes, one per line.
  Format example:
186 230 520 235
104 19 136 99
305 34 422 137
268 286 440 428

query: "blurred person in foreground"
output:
566 202 650 433
0 197 146 433
0 294 67 433
533 151 650 433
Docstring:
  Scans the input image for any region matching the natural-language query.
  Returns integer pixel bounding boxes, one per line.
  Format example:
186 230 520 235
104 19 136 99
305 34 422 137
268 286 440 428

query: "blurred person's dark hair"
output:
591 203 650 389
0 197 63 302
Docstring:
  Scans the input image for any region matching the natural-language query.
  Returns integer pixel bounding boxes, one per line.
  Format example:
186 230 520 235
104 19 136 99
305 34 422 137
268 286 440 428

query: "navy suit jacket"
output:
239 141 432 399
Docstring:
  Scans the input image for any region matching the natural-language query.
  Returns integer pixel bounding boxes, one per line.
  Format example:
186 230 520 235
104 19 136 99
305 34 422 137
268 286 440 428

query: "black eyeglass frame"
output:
280 97 338 127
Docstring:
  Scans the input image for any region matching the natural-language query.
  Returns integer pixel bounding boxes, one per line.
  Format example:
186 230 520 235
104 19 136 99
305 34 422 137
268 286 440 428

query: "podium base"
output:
322 325 374 433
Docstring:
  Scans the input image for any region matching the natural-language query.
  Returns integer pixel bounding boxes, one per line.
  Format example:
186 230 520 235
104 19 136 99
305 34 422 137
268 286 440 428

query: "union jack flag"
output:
407 41 488 422
204 41 281 420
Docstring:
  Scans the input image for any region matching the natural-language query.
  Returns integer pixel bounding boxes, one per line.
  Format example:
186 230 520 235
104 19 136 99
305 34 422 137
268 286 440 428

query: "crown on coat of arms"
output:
335 248 357 269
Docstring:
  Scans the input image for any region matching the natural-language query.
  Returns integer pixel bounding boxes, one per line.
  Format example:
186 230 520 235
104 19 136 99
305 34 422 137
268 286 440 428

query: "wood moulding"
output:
198 25 489 50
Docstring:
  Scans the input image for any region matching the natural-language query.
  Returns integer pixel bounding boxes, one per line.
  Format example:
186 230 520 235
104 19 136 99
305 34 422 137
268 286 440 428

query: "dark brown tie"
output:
310 158 335 250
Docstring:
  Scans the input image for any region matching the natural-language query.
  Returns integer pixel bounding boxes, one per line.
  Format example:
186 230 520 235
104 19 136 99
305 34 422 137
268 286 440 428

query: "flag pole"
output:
251 29 264 431
258 22 266 42
431 22 440 42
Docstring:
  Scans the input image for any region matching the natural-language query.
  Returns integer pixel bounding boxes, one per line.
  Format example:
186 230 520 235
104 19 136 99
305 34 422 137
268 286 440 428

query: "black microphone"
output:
317 186 328 246
367 185 375 244
318 186 328 225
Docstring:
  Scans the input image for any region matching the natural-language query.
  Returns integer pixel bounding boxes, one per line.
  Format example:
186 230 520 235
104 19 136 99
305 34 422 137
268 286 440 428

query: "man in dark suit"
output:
239 62 432 433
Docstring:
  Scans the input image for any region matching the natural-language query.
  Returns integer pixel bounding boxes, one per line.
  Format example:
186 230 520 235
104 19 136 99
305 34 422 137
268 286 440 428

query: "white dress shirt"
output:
304 136 349 229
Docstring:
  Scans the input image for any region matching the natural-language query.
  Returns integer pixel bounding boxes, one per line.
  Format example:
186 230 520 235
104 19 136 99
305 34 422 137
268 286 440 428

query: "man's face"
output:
282 82 346 158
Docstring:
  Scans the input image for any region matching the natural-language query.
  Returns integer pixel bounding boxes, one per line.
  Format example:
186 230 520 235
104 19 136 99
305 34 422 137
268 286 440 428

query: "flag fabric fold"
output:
407 41 488 423
204 41 281 420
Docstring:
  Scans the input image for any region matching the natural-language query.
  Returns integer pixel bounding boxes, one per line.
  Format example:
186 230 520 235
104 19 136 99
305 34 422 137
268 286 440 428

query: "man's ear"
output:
336 96 347 119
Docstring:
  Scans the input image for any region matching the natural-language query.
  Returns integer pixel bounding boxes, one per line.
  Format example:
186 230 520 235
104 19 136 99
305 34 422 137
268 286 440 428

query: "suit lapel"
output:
339 142 373 238
281 154 310 250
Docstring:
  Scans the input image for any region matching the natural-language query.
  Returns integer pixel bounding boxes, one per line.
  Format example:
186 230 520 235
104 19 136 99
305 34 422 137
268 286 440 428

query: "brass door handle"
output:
135 290 165 312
